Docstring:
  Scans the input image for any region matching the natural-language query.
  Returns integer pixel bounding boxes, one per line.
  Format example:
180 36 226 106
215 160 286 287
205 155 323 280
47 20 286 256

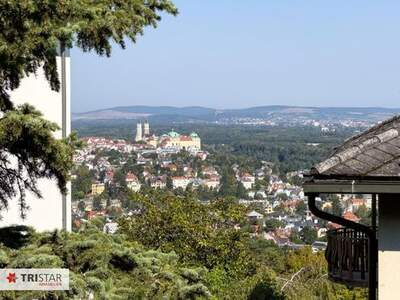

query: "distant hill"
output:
73 106 216 121
72 105 400 124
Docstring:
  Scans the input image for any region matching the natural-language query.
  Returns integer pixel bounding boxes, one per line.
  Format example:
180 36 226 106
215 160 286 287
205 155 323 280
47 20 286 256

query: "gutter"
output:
307 193 377 300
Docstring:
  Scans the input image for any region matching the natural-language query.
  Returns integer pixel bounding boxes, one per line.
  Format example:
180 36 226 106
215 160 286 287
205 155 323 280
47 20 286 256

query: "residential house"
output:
240 173 255 190
346 197 367 212
303 115 400 299
103 222 119 234
172 176 190 190
247 210 264 222
150 176 167 189
91 182 105 196
202 175 220 189
104 169 114 183
125 172 141 192
265 203 274 214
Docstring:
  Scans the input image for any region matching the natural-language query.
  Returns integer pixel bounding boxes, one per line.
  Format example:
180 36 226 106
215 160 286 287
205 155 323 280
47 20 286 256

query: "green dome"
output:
168 130 180 138
190 132 199 138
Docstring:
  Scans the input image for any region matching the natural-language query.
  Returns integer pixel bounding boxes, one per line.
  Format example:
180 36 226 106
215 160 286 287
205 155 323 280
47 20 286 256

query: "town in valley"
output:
72 119 372 251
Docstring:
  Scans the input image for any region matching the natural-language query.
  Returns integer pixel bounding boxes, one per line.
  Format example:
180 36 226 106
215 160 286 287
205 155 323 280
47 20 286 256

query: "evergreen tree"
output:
300 226 318 245
78 200 86 212
236 182 248 199
0 225 211 299
166 176 174 190
92 196 104 211
0 0 178 216
330 195 343 216
295 201 308 215
354 204 371 225
71 165 94 200
219 168 237 197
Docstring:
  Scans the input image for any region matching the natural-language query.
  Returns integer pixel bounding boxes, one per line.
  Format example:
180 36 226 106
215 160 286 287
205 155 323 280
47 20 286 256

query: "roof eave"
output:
304 177 400 194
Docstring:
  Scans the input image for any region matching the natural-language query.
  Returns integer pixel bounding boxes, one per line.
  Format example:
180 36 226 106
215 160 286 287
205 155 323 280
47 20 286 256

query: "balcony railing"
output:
325 228 369 287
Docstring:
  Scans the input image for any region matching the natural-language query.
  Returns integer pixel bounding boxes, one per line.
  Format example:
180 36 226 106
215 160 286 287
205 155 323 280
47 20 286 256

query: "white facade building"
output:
135 122 143 142
172 177 190 190
1 47 71 231
143 120 150 136
125 173 141 192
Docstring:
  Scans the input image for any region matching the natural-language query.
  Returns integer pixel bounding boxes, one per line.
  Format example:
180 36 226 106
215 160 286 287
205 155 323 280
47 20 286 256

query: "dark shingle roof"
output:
311 115 400 177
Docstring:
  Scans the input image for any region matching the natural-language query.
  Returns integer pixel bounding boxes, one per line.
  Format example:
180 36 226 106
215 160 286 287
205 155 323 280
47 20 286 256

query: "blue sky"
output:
71 0 400 112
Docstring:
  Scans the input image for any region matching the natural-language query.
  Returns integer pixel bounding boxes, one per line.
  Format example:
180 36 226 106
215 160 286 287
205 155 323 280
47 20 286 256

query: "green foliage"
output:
0 106 80 217
167 175 174 189
72 165 95 199
0 204 368 299
300 226 318 245
0 249 9 267
289 231 303 244
249 280 285 300
118 192 367 299
0 225 34 249
218 167 239 197
0 226 210 300
354 204 371 226
92 196 104 211
119 193 253 275
248 239 286 273
0 0 177 216
77 200 86 212
237 182 248 199
0 0 178 109
264 219 285 232
296 201 308 215
324 194 343 216
282 247 367 300
277 193 289 201
206 267 284 300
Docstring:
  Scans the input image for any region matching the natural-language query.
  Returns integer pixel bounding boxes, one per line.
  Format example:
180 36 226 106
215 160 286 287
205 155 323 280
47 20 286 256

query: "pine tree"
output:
236 182 248 199
0 0 178 217
166 176 174 190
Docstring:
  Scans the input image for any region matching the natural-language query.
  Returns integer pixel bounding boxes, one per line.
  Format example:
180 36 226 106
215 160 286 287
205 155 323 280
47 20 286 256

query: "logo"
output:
0 269 69 291
6 273 16 283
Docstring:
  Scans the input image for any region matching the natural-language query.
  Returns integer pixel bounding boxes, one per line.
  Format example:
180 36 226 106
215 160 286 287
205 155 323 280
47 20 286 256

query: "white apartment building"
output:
0 46 71 231
172 177 190 190
125 173 141 192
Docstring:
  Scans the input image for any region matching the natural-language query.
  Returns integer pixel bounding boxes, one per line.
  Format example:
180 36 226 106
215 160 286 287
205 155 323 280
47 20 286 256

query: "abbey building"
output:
135 121 201 151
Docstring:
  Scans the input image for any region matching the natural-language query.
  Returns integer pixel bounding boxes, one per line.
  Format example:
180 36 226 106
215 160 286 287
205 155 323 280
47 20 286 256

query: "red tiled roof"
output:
125 172 138 182
172 176 187 180
342 211 361 222
180 136 192 141
349 198 366 206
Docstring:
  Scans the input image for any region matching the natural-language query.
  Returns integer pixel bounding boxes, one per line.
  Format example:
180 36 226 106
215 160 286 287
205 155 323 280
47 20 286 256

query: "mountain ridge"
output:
72 105 400 123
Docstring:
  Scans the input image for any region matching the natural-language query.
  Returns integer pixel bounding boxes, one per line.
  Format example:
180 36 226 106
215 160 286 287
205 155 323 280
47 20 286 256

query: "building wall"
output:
91 183 105 196
127 181 141 192
0 52 71 232
378 194 400 300
135 123 143 142
162 137 201 150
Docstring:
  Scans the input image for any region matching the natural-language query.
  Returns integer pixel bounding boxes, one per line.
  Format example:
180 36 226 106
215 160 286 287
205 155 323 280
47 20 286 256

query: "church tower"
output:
135 122 143 142
144 120 150 136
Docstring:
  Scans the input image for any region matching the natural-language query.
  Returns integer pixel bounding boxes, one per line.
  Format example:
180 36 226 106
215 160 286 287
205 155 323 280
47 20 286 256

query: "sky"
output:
71 0 400 112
